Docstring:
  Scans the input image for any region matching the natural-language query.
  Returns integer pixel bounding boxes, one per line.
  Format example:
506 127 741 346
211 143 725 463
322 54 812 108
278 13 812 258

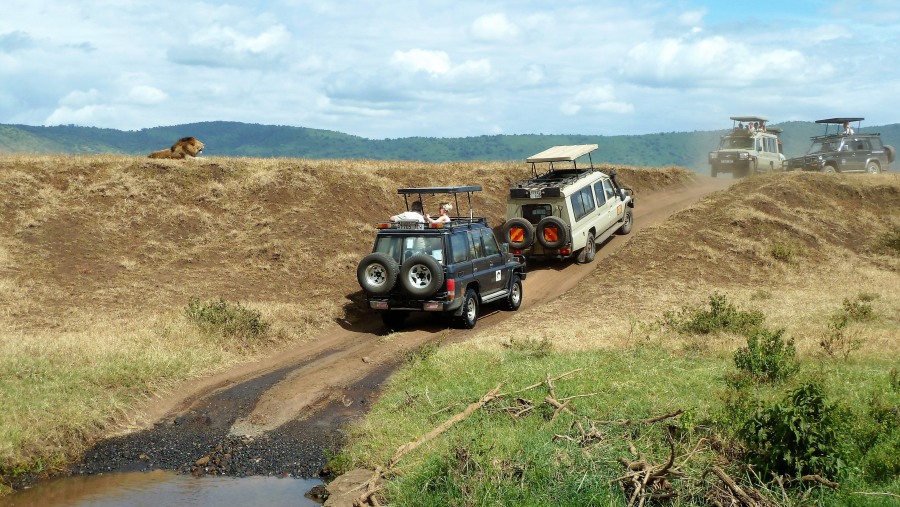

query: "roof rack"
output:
395 186 482 222
511 145 600 199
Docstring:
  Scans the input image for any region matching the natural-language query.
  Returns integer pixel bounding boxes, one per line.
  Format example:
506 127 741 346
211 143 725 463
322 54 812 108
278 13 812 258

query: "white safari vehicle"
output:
500 145 634 264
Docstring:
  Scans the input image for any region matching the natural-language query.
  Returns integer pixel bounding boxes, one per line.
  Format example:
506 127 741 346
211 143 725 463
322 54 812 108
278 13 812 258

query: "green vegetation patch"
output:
337 326 900 505
662 292 764 336
185 297 270 341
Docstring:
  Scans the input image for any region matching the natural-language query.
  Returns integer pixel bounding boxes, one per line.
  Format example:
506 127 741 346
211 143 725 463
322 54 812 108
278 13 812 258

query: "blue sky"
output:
1 1 898 139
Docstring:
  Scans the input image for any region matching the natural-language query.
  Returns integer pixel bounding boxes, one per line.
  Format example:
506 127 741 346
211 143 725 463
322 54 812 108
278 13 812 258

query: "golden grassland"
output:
0 154 692 486
471 172 900 358
336 173 900 505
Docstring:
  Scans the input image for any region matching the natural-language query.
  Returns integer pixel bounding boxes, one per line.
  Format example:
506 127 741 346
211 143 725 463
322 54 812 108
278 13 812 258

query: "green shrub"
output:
840 296 875 322
663 292 764 336
507 336 553 358
405 341 440 363
733 328 799 383
185 297 269 340
875 226 900 255
739 383 844 479
770 243 799 263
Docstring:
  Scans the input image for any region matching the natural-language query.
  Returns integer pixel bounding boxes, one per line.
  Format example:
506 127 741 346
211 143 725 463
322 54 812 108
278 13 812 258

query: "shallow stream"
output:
3 471 324 506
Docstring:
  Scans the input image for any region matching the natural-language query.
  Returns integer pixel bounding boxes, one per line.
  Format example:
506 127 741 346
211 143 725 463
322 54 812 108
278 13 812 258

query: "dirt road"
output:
74 176 732 479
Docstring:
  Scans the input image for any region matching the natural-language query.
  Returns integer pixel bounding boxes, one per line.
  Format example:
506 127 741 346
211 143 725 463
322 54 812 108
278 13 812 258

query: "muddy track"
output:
73 177 733 480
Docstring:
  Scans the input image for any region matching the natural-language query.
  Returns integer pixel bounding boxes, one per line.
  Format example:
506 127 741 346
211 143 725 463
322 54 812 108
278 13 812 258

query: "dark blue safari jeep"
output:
356 186 526 330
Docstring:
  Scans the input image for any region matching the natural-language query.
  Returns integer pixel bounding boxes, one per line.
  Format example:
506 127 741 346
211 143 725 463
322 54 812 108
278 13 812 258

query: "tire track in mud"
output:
73 177 733 479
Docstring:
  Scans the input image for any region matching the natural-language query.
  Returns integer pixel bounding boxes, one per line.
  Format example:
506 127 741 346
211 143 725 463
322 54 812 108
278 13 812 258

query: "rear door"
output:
478 228 506 294
593 179 619 233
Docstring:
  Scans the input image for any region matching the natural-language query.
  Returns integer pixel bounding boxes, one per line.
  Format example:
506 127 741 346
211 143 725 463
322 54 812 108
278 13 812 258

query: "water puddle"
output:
3 470 324 506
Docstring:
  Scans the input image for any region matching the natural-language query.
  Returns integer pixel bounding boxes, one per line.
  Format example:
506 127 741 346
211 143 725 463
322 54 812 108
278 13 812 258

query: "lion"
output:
148 137 204 159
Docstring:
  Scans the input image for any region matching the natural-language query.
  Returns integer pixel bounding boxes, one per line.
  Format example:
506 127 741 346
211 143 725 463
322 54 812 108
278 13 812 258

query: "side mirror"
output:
500 242 510 254
619 188 628 201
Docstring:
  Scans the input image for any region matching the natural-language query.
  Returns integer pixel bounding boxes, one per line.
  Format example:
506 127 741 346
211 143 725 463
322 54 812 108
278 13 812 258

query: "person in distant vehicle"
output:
748 122 756 133
736 122 744 131
427 202 452 224
843 121 854 135
391 200 425 222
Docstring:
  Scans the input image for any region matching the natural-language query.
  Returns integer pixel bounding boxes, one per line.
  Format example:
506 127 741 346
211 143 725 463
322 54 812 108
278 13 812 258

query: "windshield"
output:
807 140 839 154
374 235 444 264
718 136 753 150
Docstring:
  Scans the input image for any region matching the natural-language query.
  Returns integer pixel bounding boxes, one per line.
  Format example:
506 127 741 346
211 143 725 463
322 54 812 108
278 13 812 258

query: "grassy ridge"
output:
0 154 691 492
336 173 900 505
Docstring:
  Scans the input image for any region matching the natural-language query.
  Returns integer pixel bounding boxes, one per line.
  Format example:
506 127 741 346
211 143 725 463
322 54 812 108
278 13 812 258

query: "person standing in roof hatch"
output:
842 121 854 135
427 202 452 224
391 200 425 222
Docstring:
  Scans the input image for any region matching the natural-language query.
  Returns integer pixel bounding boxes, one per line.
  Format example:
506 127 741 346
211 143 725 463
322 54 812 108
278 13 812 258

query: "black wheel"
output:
454 289 479 329
501 218 535 250
619 209 633 235
535 216 568 249
747 159 757 177
502 275 522 311
381 311 408 331
711 166 718 178
885 145 896 164
357 253 399 295
399 254 444 298
576 232 596 264
866 161 880 174
822 165 837 174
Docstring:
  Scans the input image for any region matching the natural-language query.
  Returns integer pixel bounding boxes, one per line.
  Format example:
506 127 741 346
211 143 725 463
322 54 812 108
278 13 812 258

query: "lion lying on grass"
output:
148 137 204 159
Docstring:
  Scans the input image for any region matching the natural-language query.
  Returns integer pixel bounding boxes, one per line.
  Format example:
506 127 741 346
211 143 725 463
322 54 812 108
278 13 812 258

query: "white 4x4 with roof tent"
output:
708 116 785 178
500 145 634 263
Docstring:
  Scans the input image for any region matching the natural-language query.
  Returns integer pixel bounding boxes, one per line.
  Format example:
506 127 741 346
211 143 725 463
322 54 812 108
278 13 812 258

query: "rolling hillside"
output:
3 121 899 172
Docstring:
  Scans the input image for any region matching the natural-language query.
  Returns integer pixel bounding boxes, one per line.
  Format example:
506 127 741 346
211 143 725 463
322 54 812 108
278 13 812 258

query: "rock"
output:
362 356 371 363
307 484 328 500
324 468 378 507
195 455 210 466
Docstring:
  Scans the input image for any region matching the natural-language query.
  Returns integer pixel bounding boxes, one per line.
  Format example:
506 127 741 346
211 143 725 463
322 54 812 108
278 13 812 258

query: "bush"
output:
663 292 764 336
739 383 844 479
733 328 799 383
185 297 269 340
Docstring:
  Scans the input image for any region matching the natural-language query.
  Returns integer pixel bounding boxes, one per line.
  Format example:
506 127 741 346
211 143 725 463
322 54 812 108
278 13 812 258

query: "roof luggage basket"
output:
396 186 483 223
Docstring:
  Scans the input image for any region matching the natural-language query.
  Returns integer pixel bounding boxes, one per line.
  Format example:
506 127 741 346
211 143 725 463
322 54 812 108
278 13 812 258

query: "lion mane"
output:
148 137 204 159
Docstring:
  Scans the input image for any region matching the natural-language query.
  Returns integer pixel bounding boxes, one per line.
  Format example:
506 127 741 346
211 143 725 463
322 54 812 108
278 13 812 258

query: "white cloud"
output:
168 24 293 68
622 35 812 87
391 49 451 76
59 89 101 108
561 85 634 116
125 85 168 105
678 9 707 27
470 13 519 41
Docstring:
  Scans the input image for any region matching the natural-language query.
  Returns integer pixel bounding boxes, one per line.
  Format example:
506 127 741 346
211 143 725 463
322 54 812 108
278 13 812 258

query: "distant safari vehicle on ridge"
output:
786 117 895 174
708 116 784 178
500 145 634 264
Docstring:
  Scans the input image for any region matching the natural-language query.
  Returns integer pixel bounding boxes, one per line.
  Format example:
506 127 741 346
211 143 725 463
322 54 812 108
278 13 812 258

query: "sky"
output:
1 1 899 139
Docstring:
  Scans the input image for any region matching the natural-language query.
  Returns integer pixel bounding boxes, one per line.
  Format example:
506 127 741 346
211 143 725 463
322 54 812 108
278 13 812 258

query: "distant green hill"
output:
2 121 898 173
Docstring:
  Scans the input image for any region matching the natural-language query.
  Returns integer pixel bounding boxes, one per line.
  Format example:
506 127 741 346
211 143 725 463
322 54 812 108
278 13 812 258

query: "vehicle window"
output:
449 232 469 263
570 192 585 221
522 204 552 224
468 231 484 259
374 236 402 263
594 182 606 206
870 138 884 150
602 180 615 200
480 229 500 256
854 139 870 151
720 136 753 149
376 235 443 264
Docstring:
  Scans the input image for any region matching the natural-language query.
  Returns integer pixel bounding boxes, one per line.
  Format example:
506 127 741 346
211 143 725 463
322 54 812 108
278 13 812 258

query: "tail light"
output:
560 248 571 255
446 278 456 300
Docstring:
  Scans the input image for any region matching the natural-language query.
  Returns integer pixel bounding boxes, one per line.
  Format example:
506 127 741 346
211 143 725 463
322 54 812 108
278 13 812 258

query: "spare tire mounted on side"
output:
357 253 399 295
400 254 444 298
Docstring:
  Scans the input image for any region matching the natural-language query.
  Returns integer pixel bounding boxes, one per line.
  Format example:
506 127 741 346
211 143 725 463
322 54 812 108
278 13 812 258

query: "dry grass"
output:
469 172 900 359
0 154 690 482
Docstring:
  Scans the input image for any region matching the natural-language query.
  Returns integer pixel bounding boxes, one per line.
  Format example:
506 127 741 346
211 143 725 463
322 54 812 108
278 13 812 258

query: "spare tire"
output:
357 252 399 295
501 218 535 250
885 145 896 164
535 216 568 249
400 254 444 298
